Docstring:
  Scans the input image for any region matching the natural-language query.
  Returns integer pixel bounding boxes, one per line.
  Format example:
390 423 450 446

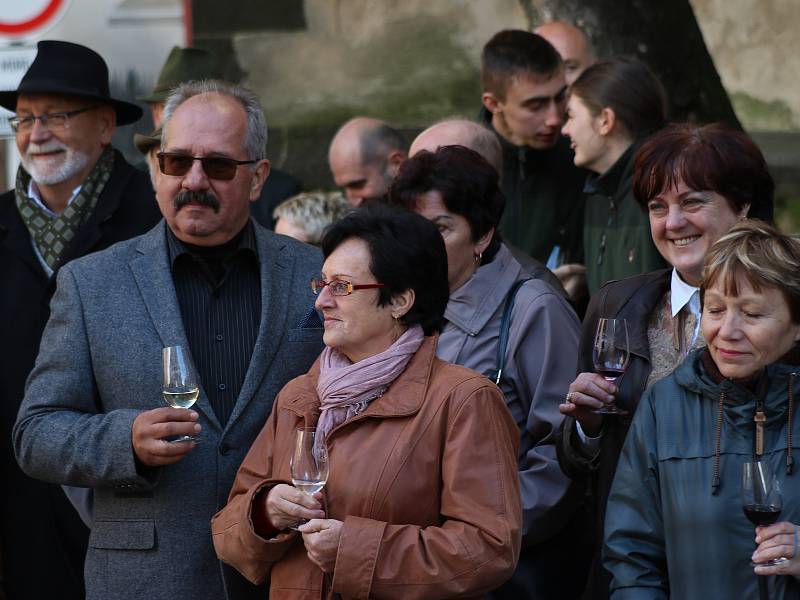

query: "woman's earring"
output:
474 251 483 264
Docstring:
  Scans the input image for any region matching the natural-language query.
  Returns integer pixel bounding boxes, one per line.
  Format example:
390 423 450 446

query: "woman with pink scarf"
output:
212 205 522 600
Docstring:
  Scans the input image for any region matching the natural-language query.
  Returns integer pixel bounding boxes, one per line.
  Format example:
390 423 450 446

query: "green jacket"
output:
583 142 666 294
604 349 800 599
479 108 586 264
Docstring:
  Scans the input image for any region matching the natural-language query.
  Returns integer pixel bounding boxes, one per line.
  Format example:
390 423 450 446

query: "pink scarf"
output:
315 325 425 448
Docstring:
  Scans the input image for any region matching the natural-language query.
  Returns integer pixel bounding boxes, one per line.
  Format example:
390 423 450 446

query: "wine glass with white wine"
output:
289 427 329 530
162 345 200 443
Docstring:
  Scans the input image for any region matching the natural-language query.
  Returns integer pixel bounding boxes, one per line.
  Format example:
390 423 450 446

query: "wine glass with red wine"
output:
742 461 788 567
592 318 630 415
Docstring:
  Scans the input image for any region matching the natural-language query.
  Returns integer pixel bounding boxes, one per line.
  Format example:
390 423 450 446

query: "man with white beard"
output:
0 41 159 600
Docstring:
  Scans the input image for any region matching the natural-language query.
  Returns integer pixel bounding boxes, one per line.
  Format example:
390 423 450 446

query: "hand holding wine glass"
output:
592 318 630 415
752 521 800 577
289 427 329 530
742 461 789 567
162 345 200 443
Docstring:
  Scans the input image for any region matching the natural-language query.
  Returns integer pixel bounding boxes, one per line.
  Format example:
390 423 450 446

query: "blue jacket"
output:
604 349 800 599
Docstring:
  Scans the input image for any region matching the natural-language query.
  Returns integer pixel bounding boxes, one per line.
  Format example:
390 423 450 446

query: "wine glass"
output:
742 461 788 567
592 318 630 415
289 427 329 530
162 345 200 443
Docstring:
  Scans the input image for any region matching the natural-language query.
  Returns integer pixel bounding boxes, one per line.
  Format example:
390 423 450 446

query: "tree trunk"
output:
525 0 741 129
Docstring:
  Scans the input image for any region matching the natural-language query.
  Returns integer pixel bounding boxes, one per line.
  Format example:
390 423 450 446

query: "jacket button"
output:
219 444 232 456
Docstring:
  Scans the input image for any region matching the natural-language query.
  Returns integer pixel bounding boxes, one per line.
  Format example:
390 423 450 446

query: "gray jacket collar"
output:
444 243 522 337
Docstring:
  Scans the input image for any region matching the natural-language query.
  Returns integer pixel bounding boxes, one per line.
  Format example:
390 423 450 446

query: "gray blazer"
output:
13 220 324 600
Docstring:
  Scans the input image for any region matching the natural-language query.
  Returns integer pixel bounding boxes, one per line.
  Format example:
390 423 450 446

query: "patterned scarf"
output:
15 145 114 271
646 289 706 387
314 325 425 449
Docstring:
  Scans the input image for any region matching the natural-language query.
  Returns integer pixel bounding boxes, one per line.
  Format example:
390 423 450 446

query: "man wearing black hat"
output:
0 40 160 600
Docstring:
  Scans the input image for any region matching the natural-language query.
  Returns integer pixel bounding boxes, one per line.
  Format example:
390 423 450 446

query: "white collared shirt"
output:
27 179 82 217
670 268 701 347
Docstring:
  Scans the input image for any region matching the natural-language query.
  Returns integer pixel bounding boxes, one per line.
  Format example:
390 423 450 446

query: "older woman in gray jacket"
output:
389 145 588 599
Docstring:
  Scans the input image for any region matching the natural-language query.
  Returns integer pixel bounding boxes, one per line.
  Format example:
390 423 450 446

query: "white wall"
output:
1 0 185 90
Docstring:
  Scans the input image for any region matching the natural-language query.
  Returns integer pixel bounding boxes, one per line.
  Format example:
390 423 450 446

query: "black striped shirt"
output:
167 222 260 425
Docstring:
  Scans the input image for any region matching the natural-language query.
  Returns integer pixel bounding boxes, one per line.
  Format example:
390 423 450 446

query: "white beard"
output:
21 141 91 186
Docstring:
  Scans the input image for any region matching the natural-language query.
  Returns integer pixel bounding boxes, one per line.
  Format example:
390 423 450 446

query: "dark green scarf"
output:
15 145 114 271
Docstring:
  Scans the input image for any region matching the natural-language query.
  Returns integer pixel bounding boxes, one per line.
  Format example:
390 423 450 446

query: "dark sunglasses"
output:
157 152 256 181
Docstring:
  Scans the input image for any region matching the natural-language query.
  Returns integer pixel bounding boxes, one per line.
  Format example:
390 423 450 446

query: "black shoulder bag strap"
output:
494 278 531 385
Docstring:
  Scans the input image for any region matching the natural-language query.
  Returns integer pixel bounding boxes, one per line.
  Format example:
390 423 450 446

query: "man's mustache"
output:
173 190 221 213
25 140 67 158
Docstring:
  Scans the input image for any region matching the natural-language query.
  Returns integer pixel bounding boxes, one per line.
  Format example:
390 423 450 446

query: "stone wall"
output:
220 0 799 192
692 0 800 131
225 1 527 187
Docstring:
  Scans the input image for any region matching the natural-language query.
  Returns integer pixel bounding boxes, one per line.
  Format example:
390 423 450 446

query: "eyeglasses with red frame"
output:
310 278 386 297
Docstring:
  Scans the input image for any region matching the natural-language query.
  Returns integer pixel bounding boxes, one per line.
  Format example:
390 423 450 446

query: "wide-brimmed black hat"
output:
137 47 222 104
0 40 142 126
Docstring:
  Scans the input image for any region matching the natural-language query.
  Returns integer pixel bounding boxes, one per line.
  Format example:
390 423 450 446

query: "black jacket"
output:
0 149 160 600
479 107 587 264
556 268 671 600
582 142 667 294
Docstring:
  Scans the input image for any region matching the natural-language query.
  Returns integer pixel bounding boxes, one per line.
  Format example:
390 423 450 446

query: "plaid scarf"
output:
15 145 114 271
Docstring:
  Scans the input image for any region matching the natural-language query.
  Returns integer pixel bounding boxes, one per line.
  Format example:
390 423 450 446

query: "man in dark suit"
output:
14 79 323 600
0 41 161 600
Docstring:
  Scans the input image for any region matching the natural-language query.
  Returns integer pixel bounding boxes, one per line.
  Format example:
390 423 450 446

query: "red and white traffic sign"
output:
0 0 72 39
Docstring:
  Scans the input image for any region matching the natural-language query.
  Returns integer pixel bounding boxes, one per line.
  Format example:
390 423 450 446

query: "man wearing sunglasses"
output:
14 79 324 600
0 41 160 600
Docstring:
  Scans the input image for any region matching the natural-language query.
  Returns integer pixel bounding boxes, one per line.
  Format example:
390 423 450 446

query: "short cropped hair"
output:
273 191 352 246
388 145 505 265
161 79 267 162
361 123 406 170
571 56 668 138
320 204 449 336
632 122 774 222
702 220 800 324
482 30 562 101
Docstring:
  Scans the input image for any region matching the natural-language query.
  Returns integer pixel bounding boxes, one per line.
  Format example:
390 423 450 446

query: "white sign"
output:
0 45 36 137
0 0 72 39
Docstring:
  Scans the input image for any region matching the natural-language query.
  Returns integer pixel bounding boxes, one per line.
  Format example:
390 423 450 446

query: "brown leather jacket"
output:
212 335 522 599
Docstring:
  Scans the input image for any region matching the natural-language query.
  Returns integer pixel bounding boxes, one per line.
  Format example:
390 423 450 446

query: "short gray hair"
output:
361 123 406 170
273 191 352 246
161 79 267 161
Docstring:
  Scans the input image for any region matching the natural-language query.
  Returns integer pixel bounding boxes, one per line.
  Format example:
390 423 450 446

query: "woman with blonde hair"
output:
273 191 351 246
605 220 800 598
